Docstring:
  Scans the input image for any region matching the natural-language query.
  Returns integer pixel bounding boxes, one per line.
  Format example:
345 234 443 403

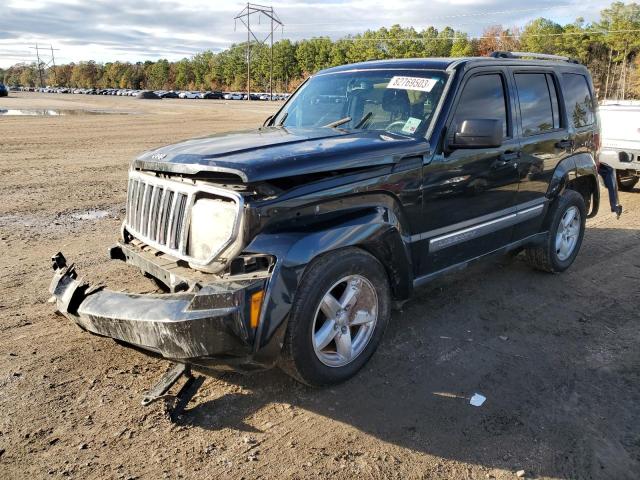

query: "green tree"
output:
451 33 476 57
520 18 564 54
146 59 169 89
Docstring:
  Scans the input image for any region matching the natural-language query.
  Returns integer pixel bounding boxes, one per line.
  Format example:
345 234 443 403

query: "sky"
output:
0 0 621 68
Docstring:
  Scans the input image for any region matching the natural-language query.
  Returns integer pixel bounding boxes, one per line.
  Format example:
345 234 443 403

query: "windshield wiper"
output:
354 111 373 129
324 116 351 128
277 112 288 126
324 111 374 129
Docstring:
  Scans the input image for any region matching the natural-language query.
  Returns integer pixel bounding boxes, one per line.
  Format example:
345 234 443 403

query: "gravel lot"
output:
0 92 638 480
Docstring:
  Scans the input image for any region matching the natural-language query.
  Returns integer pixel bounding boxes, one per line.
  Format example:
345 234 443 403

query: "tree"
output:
477 25 521 56
520 18 564 54
173 58 194 90
146 59 169 89
598 2 640 99
451 33 476 57
5 2 640 99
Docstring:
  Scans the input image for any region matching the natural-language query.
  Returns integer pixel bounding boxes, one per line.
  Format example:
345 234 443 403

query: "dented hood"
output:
133 126 422 182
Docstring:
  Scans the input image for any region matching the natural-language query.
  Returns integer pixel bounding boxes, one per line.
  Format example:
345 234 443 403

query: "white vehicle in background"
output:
224 92 243 100
599 103 640 191
178 91 201 99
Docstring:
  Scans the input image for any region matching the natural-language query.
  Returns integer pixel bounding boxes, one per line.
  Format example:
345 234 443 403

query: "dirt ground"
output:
0 92 638 480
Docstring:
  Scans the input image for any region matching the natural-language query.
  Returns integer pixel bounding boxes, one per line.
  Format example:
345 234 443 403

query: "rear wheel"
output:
524 189 586 273
616 171 639 191
280 248 391 386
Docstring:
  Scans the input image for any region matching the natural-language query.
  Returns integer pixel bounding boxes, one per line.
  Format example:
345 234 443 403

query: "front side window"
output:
515 73 560 136
561 73 595 128
452 73 508 138
273 70 448 137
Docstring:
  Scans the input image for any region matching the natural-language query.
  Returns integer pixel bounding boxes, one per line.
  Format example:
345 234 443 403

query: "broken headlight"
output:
188 197 238 261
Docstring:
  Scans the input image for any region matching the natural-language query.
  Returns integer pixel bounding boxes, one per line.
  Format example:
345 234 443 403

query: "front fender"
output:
244 207 413 358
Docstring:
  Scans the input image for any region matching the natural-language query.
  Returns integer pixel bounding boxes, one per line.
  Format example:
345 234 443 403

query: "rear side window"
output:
561 73 595 128
515 73 560 136
453 74 508 138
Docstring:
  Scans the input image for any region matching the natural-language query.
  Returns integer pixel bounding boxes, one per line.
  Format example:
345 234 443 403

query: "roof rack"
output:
490 51 580 64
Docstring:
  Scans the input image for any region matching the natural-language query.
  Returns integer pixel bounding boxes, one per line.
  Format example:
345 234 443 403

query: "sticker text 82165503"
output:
387 76 437 93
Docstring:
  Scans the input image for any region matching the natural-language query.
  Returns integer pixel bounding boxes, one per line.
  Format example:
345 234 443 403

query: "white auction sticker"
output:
387 76 437 92
401 117 422 134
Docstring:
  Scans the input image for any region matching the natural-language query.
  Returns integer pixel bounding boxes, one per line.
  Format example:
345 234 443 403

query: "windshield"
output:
273 69 448 137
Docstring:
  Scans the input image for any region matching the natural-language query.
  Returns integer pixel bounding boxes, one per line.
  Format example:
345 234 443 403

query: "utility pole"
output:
50 44 58 86
29 43 60 88
29 44 45 88
234 3 283 101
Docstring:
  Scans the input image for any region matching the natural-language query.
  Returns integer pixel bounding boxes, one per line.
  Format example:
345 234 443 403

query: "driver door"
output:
418 69 522 275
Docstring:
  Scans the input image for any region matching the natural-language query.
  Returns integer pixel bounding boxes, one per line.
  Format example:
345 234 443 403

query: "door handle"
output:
492 151 520 169
555 139 573 149
499 151 521 162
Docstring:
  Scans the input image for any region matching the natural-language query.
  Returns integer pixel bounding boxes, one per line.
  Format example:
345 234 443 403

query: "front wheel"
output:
280 248 391 386
524 189 586 273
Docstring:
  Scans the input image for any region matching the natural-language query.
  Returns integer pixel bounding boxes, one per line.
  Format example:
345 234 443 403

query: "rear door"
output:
510 69 568 239
418 68 521 275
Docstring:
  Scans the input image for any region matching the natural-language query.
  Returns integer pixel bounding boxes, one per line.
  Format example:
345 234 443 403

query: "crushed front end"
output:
49 169 278 372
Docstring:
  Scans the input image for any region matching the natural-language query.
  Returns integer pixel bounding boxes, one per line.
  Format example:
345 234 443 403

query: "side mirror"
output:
449 119 503 149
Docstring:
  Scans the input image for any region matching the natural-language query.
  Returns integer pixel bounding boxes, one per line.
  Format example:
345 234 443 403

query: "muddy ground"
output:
0 92 638 480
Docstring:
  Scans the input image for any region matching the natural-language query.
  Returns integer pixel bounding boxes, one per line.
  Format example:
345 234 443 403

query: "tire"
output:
280 248 391 386
524 189 586 273
616 171 639 191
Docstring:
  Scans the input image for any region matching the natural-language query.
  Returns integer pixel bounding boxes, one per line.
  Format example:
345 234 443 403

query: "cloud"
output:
0 0 613 68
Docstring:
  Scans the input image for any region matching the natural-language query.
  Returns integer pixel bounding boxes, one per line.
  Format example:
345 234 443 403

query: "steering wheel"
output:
386 120 407 133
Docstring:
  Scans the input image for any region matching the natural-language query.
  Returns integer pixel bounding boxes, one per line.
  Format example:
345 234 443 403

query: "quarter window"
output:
515 73 560 136
561 73 595 128
453 74 508 138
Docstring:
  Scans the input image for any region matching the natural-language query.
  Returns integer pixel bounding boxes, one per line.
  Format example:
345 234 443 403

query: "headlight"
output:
188 197 237 261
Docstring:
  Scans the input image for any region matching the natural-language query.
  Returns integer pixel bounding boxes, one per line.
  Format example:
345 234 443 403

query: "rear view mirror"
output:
449 119 503 149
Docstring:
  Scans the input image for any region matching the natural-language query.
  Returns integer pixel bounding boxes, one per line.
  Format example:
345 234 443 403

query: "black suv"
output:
50 52 600 387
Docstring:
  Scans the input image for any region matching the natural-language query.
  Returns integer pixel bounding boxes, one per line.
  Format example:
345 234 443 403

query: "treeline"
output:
2 1 640 99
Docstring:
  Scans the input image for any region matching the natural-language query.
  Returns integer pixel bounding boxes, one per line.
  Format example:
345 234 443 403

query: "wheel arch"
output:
548 153 600 218
244 203 414 356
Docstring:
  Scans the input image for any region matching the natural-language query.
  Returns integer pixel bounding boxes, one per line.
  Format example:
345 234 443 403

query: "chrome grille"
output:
124 171 243 266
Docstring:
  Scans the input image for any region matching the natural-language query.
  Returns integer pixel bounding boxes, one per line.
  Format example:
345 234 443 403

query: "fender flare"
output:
547 153 600 217
244 206 413 356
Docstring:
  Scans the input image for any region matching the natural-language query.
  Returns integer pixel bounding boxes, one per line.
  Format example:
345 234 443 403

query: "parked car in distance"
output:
598 103 640 191
0 84 8 97
159 91 179 99
224 92 243 100
201 91 224 99
50 52 601 389
178 91 201 99
136 90 160 100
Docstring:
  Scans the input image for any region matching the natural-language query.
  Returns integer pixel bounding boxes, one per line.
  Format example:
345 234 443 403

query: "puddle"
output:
69 209 111 220
0 208 117 229
0 109 134 116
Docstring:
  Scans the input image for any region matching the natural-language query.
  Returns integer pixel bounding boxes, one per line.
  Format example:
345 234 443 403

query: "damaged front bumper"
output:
49 249 272 371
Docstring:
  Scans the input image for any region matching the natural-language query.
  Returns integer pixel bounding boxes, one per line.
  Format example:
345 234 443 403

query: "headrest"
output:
382 89 410 115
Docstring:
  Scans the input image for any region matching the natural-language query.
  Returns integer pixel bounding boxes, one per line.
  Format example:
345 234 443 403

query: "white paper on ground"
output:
470 393 486 407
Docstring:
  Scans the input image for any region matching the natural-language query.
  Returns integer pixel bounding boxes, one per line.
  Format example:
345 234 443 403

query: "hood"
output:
133 127 425 183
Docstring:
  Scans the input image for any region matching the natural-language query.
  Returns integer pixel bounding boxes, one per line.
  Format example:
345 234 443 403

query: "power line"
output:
285 5 574 26
325 28 640 43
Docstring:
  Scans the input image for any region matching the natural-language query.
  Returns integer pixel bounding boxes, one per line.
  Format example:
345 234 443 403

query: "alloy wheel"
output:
555 206 581 261
311 275 378 367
